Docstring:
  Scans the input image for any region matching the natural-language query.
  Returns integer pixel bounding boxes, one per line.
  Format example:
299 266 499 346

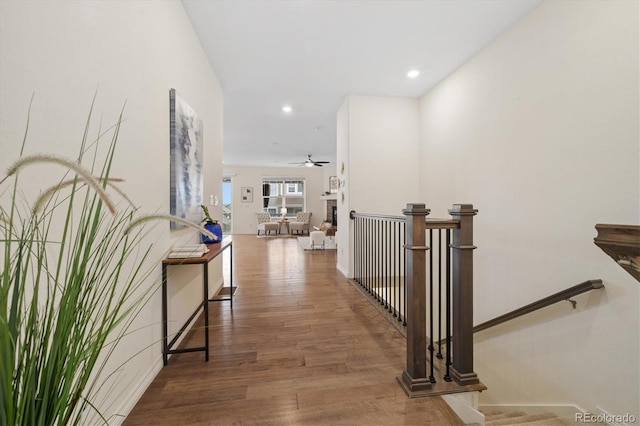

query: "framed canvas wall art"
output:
169 88 203 228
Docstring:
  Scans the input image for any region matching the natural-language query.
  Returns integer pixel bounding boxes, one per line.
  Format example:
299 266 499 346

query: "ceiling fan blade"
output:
290 155 329 167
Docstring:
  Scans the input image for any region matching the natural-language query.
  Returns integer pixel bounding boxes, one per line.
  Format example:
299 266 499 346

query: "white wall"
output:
336 100 351 275
419 0 638 417
0 1 223 423
222 165 326 234
336 95 421 276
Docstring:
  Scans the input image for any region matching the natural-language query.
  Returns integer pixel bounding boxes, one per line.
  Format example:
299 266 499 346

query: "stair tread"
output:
483 410 609 426
486 412 556 425
484 411 528 420
556 416 608 426
481 410 504 417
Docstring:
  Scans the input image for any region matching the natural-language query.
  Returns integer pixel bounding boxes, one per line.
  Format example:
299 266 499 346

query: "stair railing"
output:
351 211 407 326
473 279 604 333
350 203 480 397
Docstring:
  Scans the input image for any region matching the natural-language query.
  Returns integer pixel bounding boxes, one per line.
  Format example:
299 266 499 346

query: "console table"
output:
161 236 233 366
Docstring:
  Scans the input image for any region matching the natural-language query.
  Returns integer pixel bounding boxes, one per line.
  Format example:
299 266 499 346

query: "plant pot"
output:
201 222 222 244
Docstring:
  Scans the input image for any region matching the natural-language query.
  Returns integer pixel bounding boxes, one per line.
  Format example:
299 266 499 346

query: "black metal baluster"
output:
371 218 376 297
392 221 397 317
379 219 383 304
444 228 452 381
384 220 388 308
437 229 443 360
354 217 359 285
371 218 376 296
371 219 378 299
363 218 368 291
365 218 369 293
373 218 377 299
361 217 364 288
402 221 407 327
387 220 395 313
375 219 382 302
358 217 362 286
358 217 361 286
368 218 372 294
380 219 384 304
396 221 400 319
360 217 364 288
393 222 400 320
382 219 389 310
400 220 403 320
428 229 436 383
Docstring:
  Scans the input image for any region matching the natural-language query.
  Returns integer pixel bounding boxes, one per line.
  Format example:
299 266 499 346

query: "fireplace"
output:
326 200 337 225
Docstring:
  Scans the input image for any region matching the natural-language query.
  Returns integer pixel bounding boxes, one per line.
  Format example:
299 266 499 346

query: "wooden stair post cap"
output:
403 203 431 216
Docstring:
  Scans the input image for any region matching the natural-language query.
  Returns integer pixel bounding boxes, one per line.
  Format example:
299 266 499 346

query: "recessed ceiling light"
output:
282 105 292 113
407 69 420 79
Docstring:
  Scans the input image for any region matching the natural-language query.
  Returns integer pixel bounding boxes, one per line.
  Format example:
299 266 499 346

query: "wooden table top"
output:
162 236 232 265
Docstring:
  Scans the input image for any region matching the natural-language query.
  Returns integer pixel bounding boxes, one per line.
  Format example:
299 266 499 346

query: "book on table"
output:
167 244 209 258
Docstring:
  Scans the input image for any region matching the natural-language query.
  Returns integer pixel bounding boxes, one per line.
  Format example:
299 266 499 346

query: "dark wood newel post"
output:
398 203 432 395
449 203 479 385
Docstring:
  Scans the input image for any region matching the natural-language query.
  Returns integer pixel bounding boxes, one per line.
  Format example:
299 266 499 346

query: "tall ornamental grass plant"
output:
0 101 213 425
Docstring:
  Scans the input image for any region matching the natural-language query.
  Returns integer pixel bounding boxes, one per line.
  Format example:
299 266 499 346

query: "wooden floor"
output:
125 234 463 425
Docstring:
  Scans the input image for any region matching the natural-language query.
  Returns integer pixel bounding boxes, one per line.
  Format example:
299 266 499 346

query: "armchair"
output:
256 212 279 235
289 212 312 235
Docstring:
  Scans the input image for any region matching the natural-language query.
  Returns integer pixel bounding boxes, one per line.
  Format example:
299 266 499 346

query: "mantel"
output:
321 194 337 200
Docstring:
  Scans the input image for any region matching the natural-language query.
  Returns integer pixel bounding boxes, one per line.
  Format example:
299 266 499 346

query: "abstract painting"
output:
170 89 203 228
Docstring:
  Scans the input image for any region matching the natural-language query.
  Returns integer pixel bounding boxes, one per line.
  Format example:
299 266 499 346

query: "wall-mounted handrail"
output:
473 279 604 333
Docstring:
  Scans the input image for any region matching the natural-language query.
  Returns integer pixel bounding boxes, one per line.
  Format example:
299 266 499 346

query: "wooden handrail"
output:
594 224 640 282
473 279 604 333
350 210 405 221
425 218 459 229
349 211 459 229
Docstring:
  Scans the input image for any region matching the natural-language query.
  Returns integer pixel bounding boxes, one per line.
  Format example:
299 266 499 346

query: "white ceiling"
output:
182 0 541 168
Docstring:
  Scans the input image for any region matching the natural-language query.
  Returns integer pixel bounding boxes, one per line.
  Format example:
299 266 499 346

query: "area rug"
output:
297 236 337 250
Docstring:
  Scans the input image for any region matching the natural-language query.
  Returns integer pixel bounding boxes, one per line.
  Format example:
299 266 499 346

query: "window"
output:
222 177 232 233
262 178 305 217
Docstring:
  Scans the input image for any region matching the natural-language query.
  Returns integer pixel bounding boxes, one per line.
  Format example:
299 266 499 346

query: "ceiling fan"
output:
289 154 330 168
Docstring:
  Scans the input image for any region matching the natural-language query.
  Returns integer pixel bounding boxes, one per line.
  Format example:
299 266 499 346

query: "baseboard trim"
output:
209 276 225 299
443 392 484 425
112 356 163 425
336 262 349 277
479 403 587 418
112 276 225 424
